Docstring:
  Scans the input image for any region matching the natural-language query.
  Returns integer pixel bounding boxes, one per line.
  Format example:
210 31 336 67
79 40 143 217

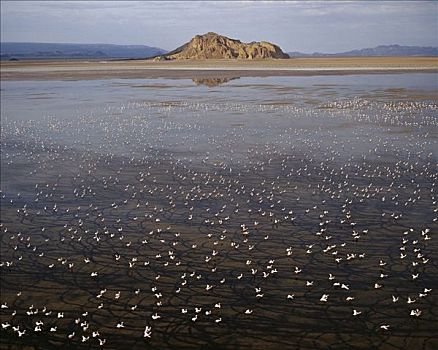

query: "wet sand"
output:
1 57 437 80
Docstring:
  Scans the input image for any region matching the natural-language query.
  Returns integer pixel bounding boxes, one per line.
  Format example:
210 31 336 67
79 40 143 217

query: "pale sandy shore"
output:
1 57 437 80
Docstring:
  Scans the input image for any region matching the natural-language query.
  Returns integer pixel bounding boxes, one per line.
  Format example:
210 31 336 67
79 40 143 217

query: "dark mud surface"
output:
1 74 437 349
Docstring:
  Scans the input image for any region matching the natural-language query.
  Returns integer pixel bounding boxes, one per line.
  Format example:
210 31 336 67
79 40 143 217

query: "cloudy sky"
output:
1 1 437 52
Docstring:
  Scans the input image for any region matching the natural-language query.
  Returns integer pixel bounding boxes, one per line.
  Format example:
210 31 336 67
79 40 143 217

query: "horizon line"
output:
2 41 437 55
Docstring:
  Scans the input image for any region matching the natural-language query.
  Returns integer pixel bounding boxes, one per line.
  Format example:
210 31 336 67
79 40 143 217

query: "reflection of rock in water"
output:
192 77 240 87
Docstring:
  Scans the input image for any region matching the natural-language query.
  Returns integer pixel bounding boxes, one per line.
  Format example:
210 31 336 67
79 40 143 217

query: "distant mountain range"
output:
0 42 166 60
288 45 438 57
1 42 436 61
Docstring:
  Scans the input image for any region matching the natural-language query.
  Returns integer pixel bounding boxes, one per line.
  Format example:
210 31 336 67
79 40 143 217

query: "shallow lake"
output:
1 73 437 349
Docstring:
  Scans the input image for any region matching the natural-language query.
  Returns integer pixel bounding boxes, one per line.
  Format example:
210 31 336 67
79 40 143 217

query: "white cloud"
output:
1 1 436 51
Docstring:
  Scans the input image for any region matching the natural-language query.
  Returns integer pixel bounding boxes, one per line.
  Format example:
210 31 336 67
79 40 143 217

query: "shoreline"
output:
1 69 438 81
1 57 437 80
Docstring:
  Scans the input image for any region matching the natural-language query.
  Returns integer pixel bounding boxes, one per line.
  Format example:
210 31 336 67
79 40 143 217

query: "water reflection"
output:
192 77 240 87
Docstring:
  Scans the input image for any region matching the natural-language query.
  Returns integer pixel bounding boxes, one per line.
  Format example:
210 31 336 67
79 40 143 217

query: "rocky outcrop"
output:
164 32 289 60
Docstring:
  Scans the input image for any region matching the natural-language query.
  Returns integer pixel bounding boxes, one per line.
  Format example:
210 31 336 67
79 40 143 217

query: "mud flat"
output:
1 72 437 350
1 57 437 80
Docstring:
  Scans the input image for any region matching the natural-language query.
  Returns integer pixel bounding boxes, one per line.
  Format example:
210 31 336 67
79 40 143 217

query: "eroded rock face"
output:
165 32 289 60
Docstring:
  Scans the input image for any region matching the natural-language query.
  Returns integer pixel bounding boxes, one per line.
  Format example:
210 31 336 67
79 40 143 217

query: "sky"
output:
1 1 437 53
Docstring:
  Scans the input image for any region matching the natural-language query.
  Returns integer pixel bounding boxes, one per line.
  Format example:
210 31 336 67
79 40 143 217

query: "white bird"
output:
410 309 422 317
320 294 329 302
144 325 152 338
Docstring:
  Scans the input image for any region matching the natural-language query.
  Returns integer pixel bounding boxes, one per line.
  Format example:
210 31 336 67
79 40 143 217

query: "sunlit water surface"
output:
1 74 437 350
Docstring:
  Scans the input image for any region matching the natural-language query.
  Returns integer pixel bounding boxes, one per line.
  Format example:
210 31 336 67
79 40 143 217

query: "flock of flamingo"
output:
1 82 437 349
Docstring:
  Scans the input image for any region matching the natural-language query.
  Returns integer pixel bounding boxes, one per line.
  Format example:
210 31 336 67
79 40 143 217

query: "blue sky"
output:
1 1 437 52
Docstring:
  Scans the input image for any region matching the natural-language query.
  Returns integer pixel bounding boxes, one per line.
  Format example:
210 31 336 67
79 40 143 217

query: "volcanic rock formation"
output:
162 32 289 60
